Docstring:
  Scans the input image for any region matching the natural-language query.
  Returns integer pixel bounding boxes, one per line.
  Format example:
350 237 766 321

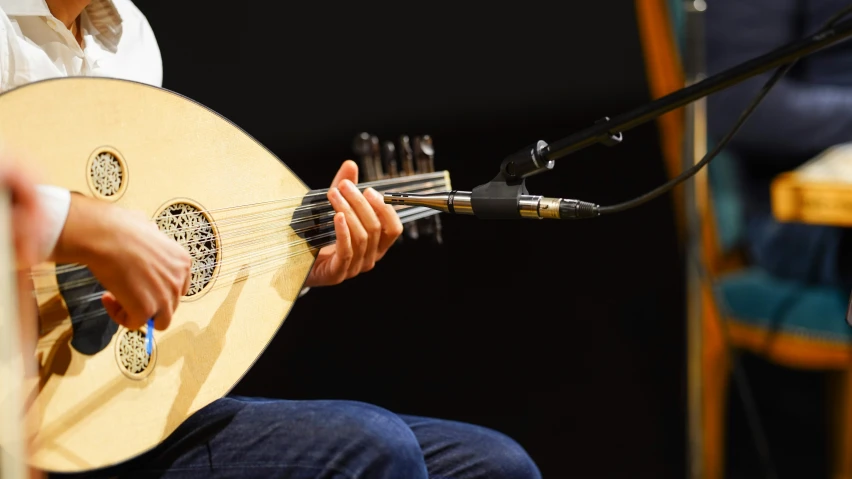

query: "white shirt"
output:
0 0 161 259
0 4 312 296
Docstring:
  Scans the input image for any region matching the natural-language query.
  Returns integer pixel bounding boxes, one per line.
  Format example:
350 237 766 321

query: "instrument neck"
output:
299 172 450 245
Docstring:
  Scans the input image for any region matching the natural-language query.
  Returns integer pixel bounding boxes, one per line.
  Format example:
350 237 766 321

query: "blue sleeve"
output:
706 0 852 158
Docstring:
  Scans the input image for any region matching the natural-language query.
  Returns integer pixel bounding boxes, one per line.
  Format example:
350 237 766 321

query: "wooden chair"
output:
637 2 852 478
699 152 852 479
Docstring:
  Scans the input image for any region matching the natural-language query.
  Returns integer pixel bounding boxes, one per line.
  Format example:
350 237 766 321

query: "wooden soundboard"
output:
772 143 852 227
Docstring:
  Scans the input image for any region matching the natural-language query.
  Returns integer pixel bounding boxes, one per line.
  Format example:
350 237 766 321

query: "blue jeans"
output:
50 396 541 479
746 212 852 290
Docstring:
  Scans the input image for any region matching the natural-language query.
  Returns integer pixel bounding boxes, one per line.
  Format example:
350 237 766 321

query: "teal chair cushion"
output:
716 268 852 344
708 150 745 254
709 147 852 345
667 0 685 55
666 0 852 345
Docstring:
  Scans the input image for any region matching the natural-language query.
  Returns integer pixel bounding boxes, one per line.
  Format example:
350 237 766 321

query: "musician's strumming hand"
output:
305 160 403 287
51 195 191 331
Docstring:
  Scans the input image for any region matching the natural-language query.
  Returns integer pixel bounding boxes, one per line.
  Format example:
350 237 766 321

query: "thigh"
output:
398 415 541 479
50 397 428 479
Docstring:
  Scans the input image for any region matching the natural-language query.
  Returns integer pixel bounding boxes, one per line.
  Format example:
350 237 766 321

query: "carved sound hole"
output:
116 328 155 378
90 151 124 197
155 202 219 296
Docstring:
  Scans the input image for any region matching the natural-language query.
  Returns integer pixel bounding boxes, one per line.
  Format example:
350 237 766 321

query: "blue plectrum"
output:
146 318 154 355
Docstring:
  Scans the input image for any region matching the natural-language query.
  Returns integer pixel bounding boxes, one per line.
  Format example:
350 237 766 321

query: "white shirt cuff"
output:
36 185 71 261
299 287 310 297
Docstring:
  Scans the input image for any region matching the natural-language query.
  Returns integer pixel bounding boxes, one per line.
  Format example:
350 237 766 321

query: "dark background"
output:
137 2 687 478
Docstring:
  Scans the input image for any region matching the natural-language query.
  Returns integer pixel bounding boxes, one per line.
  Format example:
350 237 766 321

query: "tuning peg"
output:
370 135 384 179
381 141 399 178
398 134 416 176
397 135 419 240
379 141 403 244
413 135 435 173
413 135 443 244
353 132 378 182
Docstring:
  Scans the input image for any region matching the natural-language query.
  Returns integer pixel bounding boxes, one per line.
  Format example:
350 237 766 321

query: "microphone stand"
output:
383 10 852 479
468 9 852 479
467 15 852 218
681 5 708 479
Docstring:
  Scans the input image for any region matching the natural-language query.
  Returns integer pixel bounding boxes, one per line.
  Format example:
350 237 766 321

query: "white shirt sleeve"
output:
0 8 12 90
36 185 71 261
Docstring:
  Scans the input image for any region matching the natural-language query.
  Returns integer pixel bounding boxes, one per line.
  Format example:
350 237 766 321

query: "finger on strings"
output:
339 180 380 270
305 212 351 287
330 160 359 188
328 186 367 275
328 212 354 283
364 187 402 260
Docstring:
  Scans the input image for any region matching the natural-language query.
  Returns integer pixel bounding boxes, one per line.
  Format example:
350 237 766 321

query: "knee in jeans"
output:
476 429 541 479
335 401 426 475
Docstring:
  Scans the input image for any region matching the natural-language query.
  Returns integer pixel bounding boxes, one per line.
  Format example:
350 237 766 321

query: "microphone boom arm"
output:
515 15 852 179
384 14 852 220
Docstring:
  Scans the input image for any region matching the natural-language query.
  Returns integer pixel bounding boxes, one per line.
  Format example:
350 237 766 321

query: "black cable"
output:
597 61 792 215
678 7 852 479
590 5 852 216
826 4 852 27
566 6 852 478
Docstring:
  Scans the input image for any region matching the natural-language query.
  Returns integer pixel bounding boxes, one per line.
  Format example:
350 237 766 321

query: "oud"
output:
0 77 450 474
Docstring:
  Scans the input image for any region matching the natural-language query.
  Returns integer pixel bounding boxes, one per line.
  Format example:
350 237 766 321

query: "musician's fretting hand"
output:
305 160 403 287
51 195 192 331
0 162 47 269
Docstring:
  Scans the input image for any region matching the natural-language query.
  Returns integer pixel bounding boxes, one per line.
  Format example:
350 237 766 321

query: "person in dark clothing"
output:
706 0 852 290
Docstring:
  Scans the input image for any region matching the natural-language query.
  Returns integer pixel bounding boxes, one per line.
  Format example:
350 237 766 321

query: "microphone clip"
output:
471 140 552 220
383 138 600 220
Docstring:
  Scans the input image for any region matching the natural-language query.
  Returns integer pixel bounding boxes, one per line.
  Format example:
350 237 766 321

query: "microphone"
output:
383 9 852 222
384 191 599 220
